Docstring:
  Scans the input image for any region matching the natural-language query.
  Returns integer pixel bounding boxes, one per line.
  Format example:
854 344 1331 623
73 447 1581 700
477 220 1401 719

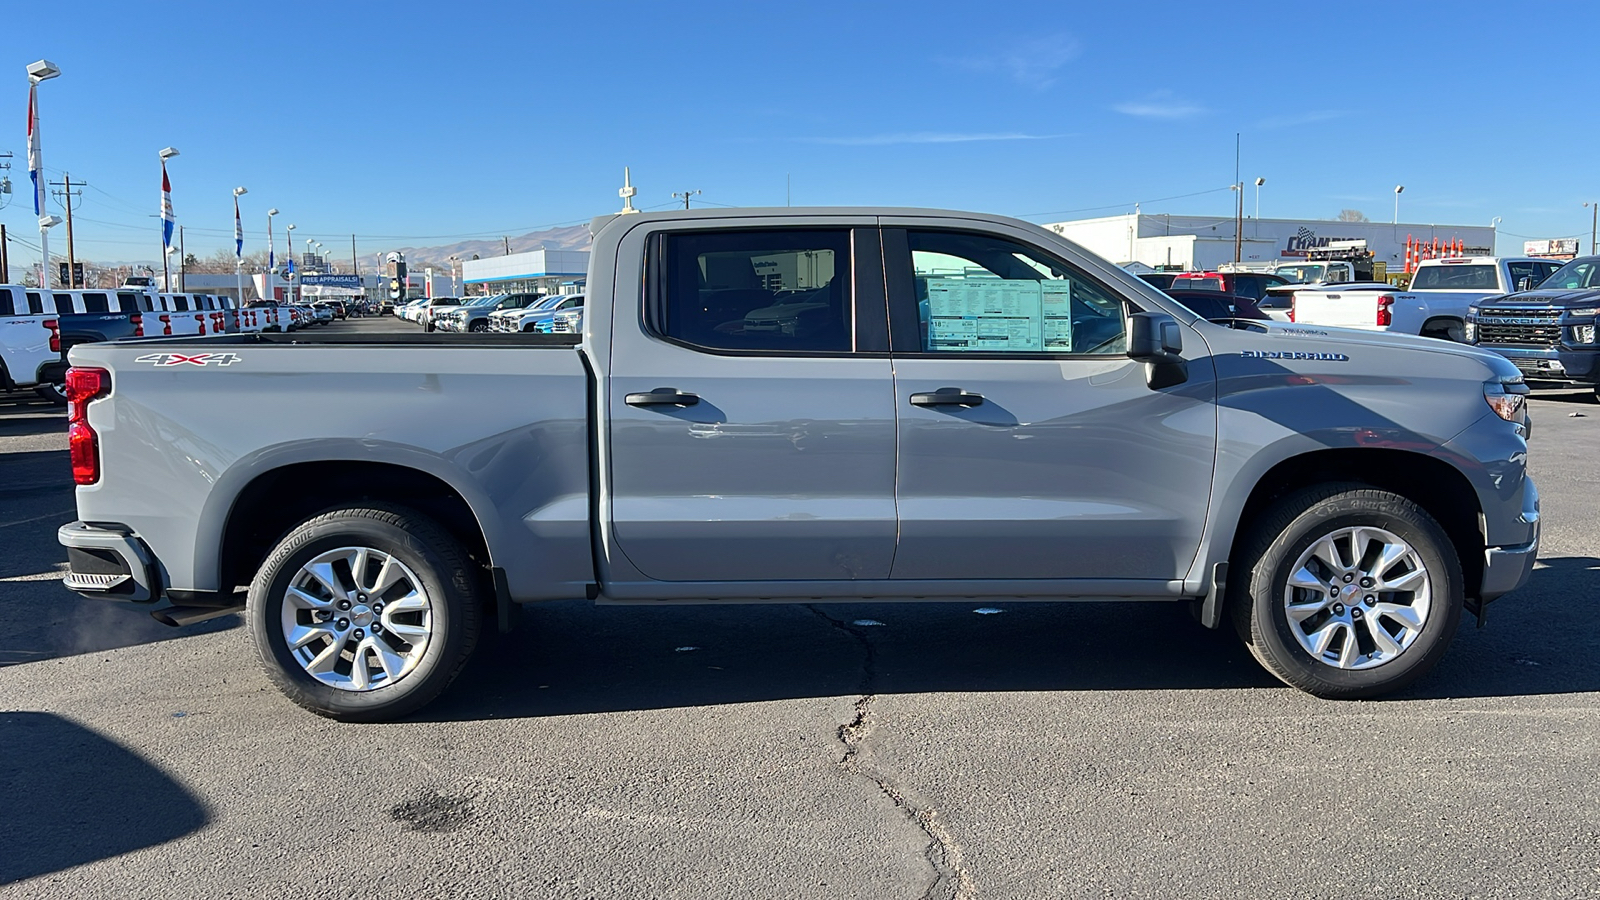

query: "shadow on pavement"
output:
422 557 1600 722
0 711 209 885
0 415 64 439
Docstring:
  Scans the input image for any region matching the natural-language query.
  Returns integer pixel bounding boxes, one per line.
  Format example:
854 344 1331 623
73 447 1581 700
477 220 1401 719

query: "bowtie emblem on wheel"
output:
133 352 242 367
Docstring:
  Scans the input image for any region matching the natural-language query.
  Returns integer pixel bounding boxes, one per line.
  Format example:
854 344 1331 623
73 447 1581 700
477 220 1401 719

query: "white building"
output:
1044 213 1497 273
461 249 589 295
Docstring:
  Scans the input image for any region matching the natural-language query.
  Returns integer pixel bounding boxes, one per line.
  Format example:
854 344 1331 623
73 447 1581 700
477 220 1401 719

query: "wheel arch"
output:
1221 448 1485 604
208 453 497 596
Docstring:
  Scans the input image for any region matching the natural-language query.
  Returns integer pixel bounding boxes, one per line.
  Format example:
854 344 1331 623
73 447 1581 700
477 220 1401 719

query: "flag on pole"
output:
160 161 175 250
234 196 243 259
26 84 42 217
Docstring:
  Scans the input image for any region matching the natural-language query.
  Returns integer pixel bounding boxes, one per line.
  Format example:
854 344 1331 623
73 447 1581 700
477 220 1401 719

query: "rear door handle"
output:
625 387 700 407
909 387 984 407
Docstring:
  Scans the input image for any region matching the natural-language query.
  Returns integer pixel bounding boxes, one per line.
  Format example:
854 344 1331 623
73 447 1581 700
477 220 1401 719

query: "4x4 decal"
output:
133 352 242 367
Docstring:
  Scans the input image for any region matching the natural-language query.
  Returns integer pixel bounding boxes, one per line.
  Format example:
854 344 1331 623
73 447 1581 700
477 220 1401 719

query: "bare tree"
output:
1337 209 1370 223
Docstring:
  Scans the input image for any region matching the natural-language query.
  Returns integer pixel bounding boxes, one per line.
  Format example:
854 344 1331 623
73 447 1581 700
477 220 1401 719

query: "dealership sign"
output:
1524 239 1580 259
301 274 363 288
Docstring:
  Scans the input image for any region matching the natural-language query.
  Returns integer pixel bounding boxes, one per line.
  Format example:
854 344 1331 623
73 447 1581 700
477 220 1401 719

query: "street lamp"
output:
1393 185 1405 225
232 186 248 303
27 60 61 288
1253 177 1265 220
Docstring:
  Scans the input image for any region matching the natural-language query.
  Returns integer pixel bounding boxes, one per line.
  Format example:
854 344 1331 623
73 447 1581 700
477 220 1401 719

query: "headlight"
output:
1569 306 1600 316
1575 325 1597 345
1464 319 1477 342
1483 375 1529 423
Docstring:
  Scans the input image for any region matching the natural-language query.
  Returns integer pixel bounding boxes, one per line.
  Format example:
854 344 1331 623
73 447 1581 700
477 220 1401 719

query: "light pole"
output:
285 223 296 303
159 147 179 291
1253 177 1265 220
232 186 248 303
266 208 278 302
1393 185 1405 225
448 255 461 294
27 59 61 288
1586 203 1598 256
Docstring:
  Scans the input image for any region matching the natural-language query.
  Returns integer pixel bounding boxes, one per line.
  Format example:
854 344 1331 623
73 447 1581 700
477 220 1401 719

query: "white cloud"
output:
1113 91 1205 120
800 132 1065 146
948 34 1081 89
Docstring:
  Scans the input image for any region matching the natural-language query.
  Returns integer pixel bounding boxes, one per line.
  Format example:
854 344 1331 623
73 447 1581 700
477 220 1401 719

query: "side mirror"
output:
1128 311 1189 389
1516 276 1534 292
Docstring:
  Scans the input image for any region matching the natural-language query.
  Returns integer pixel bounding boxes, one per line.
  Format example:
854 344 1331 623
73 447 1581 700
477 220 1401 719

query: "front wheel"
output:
248 505 482 721
469 320 489 333
1230 485 1462 699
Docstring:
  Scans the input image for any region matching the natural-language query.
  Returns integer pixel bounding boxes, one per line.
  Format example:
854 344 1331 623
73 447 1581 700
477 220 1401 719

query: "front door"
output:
606 223 898 583
882 223 1218 586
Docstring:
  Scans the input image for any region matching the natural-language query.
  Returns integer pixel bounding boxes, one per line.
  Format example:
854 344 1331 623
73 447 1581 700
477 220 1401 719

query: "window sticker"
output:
925 278 1072 352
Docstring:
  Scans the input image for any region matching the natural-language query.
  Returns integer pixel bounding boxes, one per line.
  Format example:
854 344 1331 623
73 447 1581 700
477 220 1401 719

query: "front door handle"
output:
909 387 984 407
625 387 700 407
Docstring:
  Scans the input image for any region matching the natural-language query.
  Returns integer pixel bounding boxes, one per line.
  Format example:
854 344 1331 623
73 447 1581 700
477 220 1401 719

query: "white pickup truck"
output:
1291 257 1561 341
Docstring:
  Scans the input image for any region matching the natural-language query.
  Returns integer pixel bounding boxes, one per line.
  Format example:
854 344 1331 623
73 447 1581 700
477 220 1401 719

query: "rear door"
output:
882 221 1217 587
605 218 898 583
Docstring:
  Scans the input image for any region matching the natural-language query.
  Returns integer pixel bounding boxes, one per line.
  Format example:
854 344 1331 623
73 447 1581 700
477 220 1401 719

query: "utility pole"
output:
351 234 358 274
674 189 701 209
179 226 186 292
502 236 510 256
1232 133 1242 264
1587 202 1598 255
50 173 84 287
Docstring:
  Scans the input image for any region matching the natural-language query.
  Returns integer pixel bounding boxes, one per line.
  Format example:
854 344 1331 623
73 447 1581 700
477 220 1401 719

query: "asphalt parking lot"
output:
1 321 1597 898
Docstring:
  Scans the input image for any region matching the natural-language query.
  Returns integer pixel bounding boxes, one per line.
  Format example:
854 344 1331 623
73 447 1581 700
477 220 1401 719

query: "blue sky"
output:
1 0 1596 265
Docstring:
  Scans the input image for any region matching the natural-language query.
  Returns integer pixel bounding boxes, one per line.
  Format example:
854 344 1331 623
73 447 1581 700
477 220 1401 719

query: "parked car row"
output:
390 293 586 333
0 284 339 404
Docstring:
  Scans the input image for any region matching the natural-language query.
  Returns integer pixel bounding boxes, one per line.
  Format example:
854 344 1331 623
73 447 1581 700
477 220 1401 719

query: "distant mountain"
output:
388 223 594 269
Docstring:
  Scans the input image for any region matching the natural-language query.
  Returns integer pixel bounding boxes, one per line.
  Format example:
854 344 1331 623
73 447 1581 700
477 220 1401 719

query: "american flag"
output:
160 161 175 249
26 84 41 217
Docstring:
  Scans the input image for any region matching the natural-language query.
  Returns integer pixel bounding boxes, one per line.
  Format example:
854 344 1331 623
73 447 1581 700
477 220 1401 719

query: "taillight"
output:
160 314 172 336
65 366 110 485
45 319 60 352
1376 294 1394 327
196 313 206 336
1287 301 1295 323
131 314 144 338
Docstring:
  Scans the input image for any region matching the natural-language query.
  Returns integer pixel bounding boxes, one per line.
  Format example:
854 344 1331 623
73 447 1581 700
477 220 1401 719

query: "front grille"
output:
1476 308 1563 345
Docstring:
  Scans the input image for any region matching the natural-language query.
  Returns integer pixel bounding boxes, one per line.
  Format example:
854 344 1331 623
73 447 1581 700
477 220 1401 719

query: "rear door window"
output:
0 288 14 317
652 229 853 353
173 295 190 311
50 293 76 315
80 293 110 313
25 292 45 315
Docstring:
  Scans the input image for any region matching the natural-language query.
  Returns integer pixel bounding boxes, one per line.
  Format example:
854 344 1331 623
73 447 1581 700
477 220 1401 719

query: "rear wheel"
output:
1230 485 1462 699
1421 318 1465 342
33 382 67 406
248 505 482 721
469 320 489 333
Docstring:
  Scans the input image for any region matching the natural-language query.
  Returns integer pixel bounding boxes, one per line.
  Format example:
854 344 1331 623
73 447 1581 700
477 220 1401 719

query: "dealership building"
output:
461 248 589 295
1044 213 1497 273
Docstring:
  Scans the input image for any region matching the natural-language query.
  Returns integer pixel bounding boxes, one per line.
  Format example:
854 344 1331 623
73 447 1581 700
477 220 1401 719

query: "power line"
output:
1015 186 1236 220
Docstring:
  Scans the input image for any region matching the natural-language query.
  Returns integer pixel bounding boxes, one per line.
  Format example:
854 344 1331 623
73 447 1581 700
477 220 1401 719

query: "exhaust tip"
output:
152 605 243 628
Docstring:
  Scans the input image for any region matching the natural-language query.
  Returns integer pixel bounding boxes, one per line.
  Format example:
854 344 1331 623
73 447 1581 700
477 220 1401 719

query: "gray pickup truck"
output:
58 207 1540 721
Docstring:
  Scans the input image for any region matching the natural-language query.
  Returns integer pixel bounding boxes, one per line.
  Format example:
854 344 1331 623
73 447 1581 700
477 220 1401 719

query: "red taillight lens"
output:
1287 302 1295 323
44 319 60 352
65 367 110 485
131 313 144 338
1376 295 1394 327
196 313 206 336
160 314 172 336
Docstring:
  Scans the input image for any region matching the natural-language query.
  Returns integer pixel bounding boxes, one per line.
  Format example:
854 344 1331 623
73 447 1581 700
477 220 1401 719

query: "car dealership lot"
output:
1 336 1596 897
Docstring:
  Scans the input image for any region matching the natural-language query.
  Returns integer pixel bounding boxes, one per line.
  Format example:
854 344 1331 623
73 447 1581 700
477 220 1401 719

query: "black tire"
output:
1229 484 1462 699
248 505 482 721
468 320 489 333
33 382 68 406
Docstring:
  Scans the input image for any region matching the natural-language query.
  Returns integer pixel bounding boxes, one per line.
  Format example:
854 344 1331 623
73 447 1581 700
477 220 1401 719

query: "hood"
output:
1476 287 1600 308
1246 321 1519 378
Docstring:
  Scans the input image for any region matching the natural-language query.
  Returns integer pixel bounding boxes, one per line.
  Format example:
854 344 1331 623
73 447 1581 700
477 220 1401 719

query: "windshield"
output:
1410 264 1498 290
464 295 501 306
1271 264 1325 283
1540 259 1600 290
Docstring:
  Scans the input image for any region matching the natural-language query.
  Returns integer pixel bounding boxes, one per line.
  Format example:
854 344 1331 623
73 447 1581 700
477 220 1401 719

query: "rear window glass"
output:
0 288 14 317
116 292 142 313
655 229 852 353
1410 264 1497 290
173 295 190 311
1175 276 1225 291
26 292 45 315
79 293 109 313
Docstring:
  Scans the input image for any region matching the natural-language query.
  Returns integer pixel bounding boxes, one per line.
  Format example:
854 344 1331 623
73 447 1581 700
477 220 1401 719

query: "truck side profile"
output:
58 208 1540 720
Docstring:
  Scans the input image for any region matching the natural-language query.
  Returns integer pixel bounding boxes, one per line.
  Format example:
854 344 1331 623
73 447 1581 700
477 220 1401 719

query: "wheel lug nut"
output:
1328 588 1340 598
1363 596 1375 606
1342 573 1354 583
353 629 365 640
337 618 350 630
1351 608 1363 619
371 623 382 634
1360 577 1374 589
1332 604 1345 615
337 600 351 611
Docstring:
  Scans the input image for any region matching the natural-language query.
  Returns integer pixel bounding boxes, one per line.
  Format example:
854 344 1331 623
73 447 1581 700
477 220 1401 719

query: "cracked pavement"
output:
1 383 1598 898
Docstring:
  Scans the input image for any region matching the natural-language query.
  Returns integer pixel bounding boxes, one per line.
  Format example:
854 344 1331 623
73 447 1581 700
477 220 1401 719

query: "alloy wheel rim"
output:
1282 526 1432 670
280 546 433 692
